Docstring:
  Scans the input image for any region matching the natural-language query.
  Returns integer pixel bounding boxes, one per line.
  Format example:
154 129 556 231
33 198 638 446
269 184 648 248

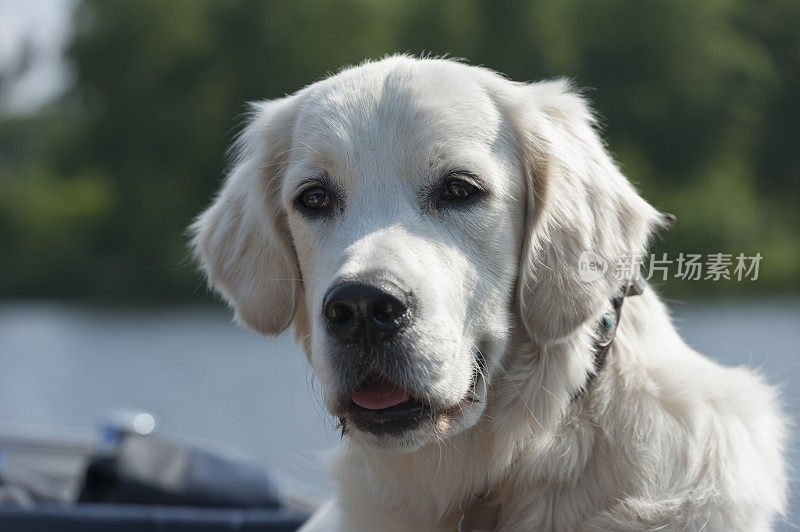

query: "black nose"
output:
323 281 410 344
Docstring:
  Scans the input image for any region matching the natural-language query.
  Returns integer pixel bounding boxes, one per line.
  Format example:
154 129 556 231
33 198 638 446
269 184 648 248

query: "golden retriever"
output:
191 56 786 531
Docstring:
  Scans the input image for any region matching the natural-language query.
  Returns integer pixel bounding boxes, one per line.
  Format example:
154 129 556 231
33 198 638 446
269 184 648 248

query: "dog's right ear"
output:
499 79 663 346
190 96 301 335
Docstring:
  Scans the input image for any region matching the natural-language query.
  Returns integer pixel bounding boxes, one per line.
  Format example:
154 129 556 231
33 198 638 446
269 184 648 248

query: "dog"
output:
191 56 786 531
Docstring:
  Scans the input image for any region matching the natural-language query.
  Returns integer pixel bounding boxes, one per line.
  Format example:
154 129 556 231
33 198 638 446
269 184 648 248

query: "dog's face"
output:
192 57 661 451
282 65 524 448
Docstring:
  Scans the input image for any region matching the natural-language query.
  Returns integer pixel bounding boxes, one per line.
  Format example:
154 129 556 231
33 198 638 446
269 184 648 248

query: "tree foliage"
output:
1 0 798 301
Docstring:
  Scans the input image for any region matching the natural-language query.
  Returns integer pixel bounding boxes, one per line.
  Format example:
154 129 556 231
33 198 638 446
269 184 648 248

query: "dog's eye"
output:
443 179 478 201
298 186 331 211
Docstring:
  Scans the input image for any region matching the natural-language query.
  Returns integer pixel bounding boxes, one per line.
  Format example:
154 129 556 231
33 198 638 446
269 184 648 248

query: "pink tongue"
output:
351 378 411 410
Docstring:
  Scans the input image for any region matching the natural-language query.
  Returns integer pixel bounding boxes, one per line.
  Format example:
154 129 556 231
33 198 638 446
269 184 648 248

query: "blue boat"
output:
0 414 310 531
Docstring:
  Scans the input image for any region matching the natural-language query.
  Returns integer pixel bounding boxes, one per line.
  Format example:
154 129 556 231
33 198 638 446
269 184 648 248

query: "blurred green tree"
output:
0 0 798 302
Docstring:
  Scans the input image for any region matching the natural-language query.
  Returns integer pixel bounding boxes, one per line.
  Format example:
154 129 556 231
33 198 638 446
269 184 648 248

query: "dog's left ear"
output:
190 96 303 335
499 79 668 345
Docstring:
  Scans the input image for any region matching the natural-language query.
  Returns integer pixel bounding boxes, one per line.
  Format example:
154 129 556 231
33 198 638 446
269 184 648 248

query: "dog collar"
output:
581 278 644 393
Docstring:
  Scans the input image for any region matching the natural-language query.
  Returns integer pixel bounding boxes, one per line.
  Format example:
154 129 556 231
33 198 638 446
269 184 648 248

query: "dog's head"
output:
192 56 663 450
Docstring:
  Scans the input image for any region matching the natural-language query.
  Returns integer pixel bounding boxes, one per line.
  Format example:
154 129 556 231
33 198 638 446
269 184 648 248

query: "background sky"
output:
0 0 72 111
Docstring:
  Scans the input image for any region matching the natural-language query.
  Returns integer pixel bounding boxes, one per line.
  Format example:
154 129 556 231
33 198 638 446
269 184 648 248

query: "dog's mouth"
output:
351 375 412 410
342 362 483 437
344 374 431 436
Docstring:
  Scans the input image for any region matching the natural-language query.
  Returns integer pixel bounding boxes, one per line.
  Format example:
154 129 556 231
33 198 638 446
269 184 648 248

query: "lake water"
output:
1 299 798 528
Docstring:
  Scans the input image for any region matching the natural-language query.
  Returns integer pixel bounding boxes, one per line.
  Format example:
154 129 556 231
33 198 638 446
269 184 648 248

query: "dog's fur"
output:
191 56 786 531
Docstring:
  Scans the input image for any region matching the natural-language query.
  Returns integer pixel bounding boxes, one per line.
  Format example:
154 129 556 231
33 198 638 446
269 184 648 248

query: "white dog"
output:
192 56 786 531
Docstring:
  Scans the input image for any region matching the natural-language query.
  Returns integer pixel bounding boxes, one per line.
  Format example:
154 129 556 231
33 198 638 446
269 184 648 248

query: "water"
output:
0 300 798 527
0 302 340 503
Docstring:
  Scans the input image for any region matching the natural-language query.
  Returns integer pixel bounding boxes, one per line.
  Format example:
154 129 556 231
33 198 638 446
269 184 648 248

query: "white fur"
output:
191 56 786 531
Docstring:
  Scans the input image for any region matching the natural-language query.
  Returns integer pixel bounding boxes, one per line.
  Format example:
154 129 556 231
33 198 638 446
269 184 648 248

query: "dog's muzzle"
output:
322 277 431 435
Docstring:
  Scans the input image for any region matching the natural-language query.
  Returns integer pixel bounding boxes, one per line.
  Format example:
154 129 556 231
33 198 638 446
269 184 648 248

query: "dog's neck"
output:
340 287 674 530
